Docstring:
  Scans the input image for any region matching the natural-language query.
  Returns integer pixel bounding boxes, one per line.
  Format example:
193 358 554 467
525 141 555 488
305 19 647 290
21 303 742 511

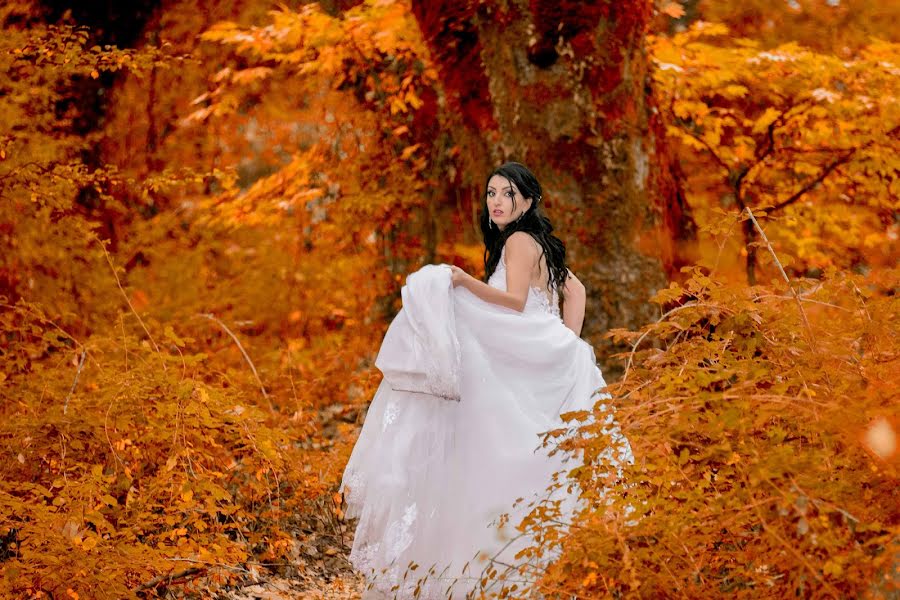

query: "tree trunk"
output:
410 0 694 375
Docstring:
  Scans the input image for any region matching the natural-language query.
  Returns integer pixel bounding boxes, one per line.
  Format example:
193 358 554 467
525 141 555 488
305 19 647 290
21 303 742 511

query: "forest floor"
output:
223 573 365 600
214 489 368 600
220 403 368 599
222 520 365 599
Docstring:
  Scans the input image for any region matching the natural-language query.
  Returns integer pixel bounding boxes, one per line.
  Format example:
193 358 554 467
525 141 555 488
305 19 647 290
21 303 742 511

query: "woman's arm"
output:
561 269 586 336
452 232 537 312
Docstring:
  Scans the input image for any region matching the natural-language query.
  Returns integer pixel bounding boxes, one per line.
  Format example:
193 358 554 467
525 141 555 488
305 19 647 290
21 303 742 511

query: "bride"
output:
340 162 633 599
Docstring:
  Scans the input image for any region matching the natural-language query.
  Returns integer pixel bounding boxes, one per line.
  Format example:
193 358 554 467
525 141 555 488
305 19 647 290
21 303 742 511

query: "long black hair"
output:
480 162 569 300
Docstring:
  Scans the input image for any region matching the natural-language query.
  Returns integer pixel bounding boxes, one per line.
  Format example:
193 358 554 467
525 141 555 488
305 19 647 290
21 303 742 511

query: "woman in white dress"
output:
340 162 632 599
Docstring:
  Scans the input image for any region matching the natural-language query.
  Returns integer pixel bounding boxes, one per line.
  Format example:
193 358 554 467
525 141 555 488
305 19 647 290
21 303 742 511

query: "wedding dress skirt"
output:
340 247 633 599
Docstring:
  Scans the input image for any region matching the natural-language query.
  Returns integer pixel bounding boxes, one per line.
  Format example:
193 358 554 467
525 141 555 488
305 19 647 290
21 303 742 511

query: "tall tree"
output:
410 0 694 364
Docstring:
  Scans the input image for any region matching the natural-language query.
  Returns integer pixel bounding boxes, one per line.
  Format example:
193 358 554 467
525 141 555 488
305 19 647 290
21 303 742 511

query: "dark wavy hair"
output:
480 162 568 301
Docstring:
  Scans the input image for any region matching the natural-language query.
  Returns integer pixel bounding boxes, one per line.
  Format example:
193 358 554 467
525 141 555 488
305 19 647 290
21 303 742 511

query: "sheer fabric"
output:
340 246 633 599
375 264 462 402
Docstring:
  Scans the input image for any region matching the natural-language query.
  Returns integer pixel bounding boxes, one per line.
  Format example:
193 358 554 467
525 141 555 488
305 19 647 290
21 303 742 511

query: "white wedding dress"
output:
340 245 633 599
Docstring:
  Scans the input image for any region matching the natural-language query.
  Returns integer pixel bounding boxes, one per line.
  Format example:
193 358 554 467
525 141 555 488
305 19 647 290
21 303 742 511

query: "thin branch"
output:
753 101 811 163
754 113 779 162
63 350 86 415
0 160 52 188
135 567 205 592
744 208 818 356
752 294 852 312
749 492 842 597
196 313 272 411
766 122 900 213
97 237 166 371
768 150 855 212
737 105 803 198
682 129 731 176
621 302 730 383
778 145 863 155
786 476 861 524
0 302 86 353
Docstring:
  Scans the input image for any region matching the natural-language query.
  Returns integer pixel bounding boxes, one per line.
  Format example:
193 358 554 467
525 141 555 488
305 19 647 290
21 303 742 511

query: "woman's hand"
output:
448 265 472 288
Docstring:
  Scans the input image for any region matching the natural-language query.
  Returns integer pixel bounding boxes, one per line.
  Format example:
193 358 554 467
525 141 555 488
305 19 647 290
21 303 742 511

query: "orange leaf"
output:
661 2 685 18
400 144 421 160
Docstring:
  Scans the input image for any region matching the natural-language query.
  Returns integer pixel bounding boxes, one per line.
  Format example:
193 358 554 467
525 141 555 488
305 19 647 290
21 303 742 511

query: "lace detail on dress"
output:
420 337 461 402
385 503 418 561
351 502 454 599
489 245 562 320
528 283 560 319
409 264 461 402
341 469 365 507
382 401 399 431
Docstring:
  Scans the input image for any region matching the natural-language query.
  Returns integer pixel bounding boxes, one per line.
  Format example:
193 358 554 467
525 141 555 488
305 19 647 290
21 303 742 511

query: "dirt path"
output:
221 403 368 599
222 573 366 599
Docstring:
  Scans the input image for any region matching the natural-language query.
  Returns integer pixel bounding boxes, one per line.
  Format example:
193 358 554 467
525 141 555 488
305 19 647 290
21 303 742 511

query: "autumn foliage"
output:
1 0 897 598
515 253 899 598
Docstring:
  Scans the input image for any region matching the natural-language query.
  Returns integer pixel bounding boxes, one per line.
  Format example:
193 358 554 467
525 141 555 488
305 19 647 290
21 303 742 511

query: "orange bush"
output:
509 223 898 597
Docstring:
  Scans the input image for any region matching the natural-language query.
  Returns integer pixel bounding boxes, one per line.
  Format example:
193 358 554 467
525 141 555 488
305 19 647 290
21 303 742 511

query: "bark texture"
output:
411 0 693 374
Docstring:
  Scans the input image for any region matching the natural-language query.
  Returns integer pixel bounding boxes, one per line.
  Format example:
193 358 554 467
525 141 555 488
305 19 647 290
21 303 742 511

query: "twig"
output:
329 492 346 548
0 301 88 357
135 567 205 592
196 312 272 410
97 237 166 371
682 129 731 176
850 281 872 322
0 160 51 187
104 391 126 472
621 302 728 383
119 313 129 371
768 151 855 212
752 294 851 312
785 476 861 524
63 350 86 415
765 123 899 214
748 490 842 597
743 208 818 355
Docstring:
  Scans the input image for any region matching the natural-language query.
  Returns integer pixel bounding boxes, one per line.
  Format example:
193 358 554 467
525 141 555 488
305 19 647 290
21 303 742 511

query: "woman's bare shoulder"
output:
564 269 586 293
504 231 541 259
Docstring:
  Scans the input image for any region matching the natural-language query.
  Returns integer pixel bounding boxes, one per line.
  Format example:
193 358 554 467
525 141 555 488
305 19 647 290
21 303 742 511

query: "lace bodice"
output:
488 245 561 320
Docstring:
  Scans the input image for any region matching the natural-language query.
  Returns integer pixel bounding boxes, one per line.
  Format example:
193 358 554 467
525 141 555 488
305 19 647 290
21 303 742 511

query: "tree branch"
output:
683 128 731 176
753 102 811 162
750 122 898 213
767 150 855 213
63 350 86 415
135 567 205 592
196 313 272 411
744 207 817 355
741 102 812 195
97 236 166 371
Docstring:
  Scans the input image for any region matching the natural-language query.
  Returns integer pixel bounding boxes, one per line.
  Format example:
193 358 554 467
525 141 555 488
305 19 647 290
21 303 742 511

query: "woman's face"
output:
486 175 532 231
